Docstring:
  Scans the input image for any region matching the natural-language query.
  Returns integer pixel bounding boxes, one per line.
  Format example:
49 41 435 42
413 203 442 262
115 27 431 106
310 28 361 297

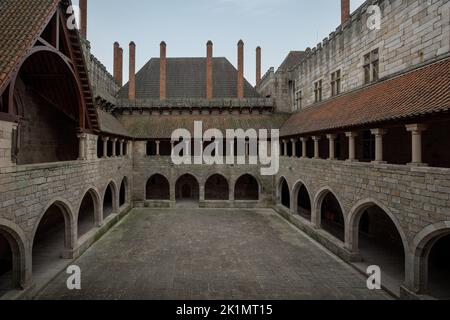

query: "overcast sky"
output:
73 0 365 86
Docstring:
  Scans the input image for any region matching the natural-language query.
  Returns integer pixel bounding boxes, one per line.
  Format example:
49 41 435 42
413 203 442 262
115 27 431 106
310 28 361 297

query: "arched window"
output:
205 174 229 200
235 174 259 201
146 174 170 200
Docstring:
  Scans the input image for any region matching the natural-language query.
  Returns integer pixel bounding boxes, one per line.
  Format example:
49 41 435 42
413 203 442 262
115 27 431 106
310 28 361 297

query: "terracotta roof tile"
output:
0 0 59 92
281 58 450 137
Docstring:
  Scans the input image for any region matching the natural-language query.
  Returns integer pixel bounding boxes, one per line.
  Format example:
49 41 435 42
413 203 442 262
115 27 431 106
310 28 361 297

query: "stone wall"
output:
132 141 273 208
0 120 16 168
275 156 450 296
267 0 450 112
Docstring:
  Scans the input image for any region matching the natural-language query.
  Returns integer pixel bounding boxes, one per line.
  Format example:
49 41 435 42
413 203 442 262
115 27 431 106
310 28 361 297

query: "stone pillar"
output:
102 137 109 158
111 138 117 157
371 128 387 164
406 124 427 165
345 132 358 162
229 180 235 201
77 133 87 160
327 134 337 160
282 140 287 157
156 141 161 156
300 137 307 158
119 139 124 157
291 138 297 158
312 136 320 159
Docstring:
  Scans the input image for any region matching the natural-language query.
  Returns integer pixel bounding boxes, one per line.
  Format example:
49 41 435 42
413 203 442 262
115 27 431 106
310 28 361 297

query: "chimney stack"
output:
113 42 123 86
237 40 244 99
128 42 136 100
256 46 261 87
341 0 350 24
206 41 213 99
79 0 87 38
160 41 167 100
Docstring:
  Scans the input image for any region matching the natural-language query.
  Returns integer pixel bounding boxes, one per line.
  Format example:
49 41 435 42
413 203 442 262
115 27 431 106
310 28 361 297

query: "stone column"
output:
345 132 358 162
406 124 427 165
77 133 87 160
312 136 320 159
102 137 109 158
291 138 297 158
156 141 161 156
371 128 387 164
300 137 307 159
111 138 117 157
327 134 337 160
282 140 288 157
119 139 124 157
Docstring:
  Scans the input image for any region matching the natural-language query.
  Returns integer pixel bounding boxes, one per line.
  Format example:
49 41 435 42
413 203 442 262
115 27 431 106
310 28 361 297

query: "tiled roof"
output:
117 113 289 139
118 57 260 99
281 58 450 137
0 0 59 92
97 109 130 137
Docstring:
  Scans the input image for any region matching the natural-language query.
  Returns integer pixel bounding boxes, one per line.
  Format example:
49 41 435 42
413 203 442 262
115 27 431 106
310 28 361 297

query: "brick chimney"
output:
341 0 350 24
256 46 261 87
113 42 123 86
206 41 213 99
79 0 87 38
160 41 167 100
128 41 136 100
237 40 244 99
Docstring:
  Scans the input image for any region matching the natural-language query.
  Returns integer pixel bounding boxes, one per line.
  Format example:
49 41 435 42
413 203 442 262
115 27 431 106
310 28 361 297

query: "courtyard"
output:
35 208 390 300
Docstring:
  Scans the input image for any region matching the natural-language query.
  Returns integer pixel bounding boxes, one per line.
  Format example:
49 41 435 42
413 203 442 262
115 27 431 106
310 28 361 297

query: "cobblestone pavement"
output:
36 208 391 300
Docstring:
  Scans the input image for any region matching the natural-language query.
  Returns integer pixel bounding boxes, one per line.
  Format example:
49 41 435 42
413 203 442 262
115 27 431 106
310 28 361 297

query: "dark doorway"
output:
205 174 229 200
321 192 345 242
427 234 450 299
235 174 259 201
78 191 97 239
146 174 170 200
296 185 311 219
176 174 199 202
119 178 127 206
103 183 115 219
280 178 290 208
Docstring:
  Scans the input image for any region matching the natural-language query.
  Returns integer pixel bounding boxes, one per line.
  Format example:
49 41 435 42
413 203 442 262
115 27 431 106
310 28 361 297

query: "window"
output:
364 49 379 84
314 80 323 103
331 70 341 97
289 80 296 108
295 90 302 110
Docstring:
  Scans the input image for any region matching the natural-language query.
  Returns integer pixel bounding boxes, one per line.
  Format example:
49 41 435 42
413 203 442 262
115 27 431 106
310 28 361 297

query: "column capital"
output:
102 136 109 142
290 138 298 143
312 136 320 142
370 128 387 136
119 139 125 143
326 134 337 140
282 139 288 144
345 131 358 138
406 123 427 133
111 138 118 142
77 133 88 139
300 137 308 142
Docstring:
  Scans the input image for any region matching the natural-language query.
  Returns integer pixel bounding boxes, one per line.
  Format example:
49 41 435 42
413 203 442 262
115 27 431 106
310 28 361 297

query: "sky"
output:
73 0 365 86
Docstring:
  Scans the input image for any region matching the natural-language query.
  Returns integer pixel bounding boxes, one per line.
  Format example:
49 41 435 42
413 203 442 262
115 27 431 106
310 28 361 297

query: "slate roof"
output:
281 57 450 137
97 109 130 137
0 0 59 93
118 58 260 99
117 113 289 139
277 51 305 72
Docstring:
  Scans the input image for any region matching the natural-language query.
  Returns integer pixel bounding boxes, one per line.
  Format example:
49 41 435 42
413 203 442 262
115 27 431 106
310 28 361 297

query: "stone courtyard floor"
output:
35 208 391 300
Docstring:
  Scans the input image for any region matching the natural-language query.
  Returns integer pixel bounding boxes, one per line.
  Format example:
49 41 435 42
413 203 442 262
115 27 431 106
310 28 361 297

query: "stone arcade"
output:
0 0 449 300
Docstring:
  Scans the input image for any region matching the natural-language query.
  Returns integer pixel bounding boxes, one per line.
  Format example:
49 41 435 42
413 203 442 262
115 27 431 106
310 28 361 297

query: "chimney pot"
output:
237 40 244 99
341 0 350 24
128 41 136 100
206 41 213 99
160 41 167 100
256 46 261 87
79 0 87 38
113 42 123 86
